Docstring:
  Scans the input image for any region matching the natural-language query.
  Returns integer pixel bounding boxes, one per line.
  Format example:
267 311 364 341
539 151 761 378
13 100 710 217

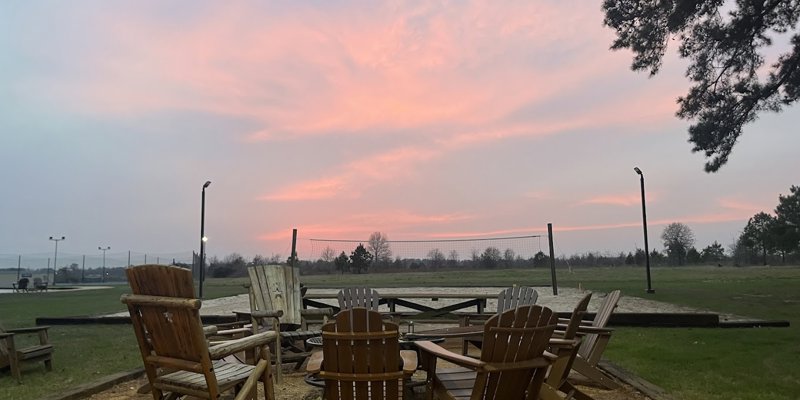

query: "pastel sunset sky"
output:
1 1 797 262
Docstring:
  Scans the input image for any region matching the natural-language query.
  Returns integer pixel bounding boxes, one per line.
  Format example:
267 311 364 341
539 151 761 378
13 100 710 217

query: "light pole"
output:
634 167 655 293
199 180 211 298
99 246 110 283
49 236 65 286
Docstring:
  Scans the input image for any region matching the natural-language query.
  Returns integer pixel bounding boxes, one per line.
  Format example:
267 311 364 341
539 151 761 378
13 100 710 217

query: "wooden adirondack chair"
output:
540 292 592 400
566 289 621 391
122 293 276 400
417 304 557 400
337 287 381 311
246 264 332 382
307 307 417 400
0 323 54 383
12 278 29 293
460 286 538 355
32 277 48 292
126 264 248 339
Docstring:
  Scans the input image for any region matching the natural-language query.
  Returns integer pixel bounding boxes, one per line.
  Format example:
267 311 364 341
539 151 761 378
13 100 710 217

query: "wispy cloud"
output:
718 198 770 214
259 210 474 241
579 194 642 207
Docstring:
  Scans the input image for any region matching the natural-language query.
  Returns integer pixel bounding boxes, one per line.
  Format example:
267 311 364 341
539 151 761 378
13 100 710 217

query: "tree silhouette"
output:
603 1 800 171
350 244 374 274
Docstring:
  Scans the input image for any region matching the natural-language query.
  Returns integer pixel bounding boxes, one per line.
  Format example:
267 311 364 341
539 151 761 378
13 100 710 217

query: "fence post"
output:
548 223 558 295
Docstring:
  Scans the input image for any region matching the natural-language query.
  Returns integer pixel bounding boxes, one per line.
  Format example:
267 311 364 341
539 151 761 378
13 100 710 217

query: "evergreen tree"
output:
603 1 800 171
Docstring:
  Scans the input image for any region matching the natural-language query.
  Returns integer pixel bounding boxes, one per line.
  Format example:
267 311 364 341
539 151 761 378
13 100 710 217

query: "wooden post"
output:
291 228 298 268
548 223 558 295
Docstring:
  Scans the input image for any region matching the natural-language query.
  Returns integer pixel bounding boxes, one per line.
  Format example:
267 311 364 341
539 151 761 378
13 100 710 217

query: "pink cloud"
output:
260 177 350 201
262 146 440 201
579 194 642 207
53 2 645 142
718 198 771 214
258 211 474 241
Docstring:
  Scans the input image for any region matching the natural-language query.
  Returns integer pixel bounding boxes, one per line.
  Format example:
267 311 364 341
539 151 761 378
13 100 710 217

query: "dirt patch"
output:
87 370 649 400
85 371 321 400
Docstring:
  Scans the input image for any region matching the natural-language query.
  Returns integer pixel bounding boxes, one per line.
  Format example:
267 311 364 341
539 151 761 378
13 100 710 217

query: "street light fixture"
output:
99 246 111 283
199 180 211 298
49 236 65 286
634 167 655 293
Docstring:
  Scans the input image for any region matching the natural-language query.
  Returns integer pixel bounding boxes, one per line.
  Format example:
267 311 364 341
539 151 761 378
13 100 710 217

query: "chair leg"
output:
571 358 620 390
560 382 594 400
10 357 21 383
263 353 275 400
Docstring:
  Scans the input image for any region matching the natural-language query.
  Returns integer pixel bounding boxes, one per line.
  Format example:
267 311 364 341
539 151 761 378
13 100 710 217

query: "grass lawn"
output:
1 266 798 399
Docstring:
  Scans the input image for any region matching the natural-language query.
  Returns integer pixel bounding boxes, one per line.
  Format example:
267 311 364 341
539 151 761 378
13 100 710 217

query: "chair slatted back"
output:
563 292 593 340
248 265 303 326
496 286 538 313
320 308 403 400
546 292 592 389
126 264 196 298
338 287 381 311
578 289 620 361
477 305 556 400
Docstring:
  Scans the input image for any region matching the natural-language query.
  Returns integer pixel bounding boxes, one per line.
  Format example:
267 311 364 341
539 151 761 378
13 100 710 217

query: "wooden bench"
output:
0 325 54 383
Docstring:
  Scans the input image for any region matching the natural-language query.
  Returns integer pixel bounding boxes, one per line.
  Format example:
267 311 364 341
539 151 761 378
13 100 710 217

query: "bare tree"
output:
320 246 336 262
427 248 445 268
447 250 458 265
367 232 392 263
661 222 695 265
503 248 515 261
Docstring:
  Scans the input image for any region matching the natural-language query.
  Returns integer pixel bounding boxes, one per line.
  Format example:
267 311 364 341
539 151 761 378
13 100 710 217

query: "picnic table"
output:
303 292 496 318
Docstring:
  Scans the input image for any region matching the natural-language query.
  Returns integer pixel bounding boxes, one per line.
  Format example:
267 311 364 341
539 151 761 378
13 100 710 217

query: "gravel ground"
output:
108 285 733 318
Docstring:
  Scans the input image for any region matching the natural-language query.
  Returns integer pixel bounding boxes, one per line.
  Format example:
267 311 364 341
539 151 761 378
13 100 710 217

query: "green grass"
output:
2 266 799 399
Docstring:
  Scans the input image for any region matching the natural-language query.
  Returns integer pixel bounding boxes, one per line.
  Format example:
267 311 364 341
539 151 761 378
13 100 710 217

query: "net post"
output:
291 228 298 268
547 223 558 295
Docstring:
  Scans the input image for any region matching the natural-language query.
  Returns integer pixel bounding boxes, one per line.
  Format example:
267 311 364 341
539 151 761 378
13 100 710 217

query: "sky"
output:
1 1 798 266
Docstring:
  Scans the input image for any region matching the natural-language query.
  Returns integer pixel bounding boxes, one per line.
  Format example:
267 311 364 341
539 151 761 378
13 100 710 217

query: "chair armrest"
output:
549 338 580 348
0 332 14 340
575 326 613 335
216 327 252 336
482 357 551 373
301 308 334 317
400 350 417 375
214 320 250 329
543 350 558 361
6 326 50 334
416 340 484 370
252 310 284 319
306 351 323 373
203 326 219 335
208 331 278 360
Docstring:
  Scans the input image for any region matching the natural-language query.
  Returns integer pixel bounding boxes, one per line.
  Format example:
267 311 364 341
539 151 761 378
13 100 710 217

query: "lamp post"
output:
634 167 655 293
199 180 211 298
99 246 110 283
49 236 65 286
